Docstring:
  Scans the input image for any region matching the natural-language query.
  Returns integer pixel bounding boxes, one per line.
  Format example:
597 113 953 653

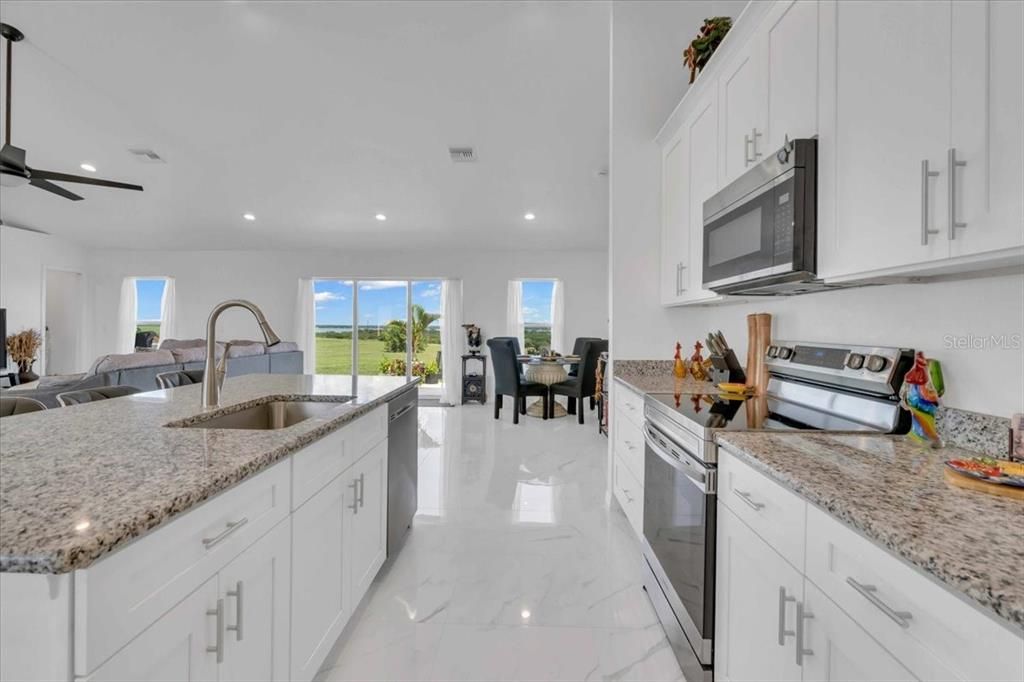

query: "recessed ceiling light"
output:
524 213 536 221
375 214 387 222
80 163 96 172
243 213 256 221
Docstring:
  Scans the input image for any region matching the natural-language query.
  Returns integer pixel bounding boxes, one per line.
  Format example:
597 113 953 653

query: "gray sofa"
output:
3 340 303 408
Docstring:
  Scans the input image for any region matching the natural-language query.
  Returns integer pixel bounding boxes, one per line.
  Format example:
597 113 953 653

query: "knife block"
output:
709 350 747 384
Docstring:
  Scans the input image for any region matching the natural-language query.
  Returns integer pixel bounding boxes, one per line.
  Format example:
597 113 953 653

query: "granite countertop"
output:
0 374 418 574
716 431 1024 629
614 372 718 395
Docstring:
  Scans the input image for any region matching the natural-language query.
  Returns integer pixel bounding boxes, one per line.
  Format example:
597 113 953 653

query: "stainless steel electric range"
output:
639 340 914 681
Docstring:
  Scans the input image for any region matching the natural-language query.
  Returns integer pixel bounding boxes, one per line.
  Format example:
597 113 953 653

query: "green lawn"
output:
136 323 161 335
315 336 442 375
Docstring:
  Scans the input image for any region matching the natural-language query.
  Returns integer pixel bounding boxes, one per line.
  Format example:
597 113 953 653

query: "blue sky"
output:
522 280 554 325
314 280 442 326
135 279 166 322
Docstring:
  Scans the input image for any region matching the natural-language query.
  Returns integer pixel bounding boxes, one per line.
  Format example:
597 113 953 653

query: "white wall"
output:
609 1 1024 418
87 247 608 392
0 226 93 374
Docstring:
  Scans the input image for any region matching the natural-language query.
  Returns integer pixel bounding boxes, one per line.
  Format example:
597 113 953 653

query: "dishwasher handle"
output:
390 403 415 422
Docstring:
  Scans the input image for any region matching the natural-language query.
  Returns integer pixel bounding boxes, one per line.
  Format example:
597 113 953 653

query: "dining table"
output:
518 355 579 418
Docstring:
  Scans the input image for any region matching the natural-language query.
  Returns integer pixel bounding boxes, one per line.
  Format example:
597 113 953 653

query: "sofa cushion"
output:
226 341 266 358
159 338 206 350
87 350 176 375
267 341 299 354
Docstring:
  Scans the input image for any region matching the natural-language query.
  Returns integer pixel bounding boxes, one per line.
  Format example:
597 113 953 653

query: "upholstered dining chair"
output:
0 396 47 417
487 338 548 424
567 337 602 377
548 339 608 424
156 369 205 389
57 385 141 407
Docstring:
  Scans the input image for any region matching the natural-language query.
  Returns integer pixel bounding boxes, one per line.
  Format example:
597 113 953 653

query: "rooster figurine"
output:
689 341 713 382
900 351 945 448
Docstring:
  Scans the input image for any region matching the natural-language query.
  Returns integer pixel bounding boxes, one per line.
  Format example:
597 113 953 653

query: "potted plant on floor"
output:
6 328 42 384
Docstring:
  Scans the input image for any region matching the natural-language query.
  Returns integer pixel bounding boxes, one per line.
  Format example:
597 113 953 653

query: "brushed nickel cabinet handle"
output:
795 601 814 666
846 577 913 628
921 160 940 245
751 128 763 160
226 581 244 641
778 586 796 645
948 147 967 239
349 478 360 514
202 517 248 549
206 598 225 663
358 472 366 508
744 134 753 165
734 489 765 511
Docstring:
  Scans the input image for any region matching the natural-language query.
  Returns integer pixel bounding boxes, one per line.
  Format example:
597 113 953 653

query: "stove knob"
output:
846 353 865 370
865 355 889 373
777 347 793 360
766 346 779 358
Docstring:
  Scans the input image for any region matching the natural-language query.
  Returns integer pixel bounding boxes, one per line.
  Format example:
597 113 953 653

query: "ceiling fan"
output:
0 22 143 201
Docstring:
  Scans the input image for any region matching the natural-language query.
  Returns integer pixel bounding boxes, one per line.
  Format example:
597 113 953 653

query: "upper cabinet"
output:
657 0 1022 307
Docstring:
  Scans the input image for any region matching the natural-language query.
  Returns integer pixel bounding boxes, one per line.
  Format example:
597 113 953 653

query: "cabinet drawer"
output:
613 411 644 483
74 460 290 676
718 448 806 570
806 505 1023 682
612 454 643 536
614 381 644 427
292 405 387 510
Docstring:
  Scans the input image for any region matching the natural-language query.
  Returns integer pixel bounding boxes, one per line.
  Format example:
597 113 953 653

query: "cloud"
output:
358 280 406 290
314 291 345 302
417 283 441 298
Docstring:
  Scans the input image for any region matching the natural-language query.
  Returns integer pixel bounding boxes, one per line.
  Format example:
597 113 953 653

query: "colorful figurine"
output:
689 341 712 382
673 342 687 378
900 351 945 448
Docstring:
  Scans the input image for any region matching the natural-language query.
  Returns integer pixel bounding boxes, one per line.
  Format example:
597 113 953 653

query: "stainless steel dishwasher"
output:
387 387 418 556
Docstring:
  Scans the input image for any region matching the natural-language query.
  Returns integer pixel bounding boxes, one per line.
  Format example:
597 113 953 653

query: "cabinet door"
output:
661 130 690 305
764 0 819 151
85 578 219 682
719 41 768 184
686 94 721 302
345 440 388 607
950 0 1024 257
290 477 349 682
715 504 802 682
219 521 290 682
800 582 917 682
824 1 952 277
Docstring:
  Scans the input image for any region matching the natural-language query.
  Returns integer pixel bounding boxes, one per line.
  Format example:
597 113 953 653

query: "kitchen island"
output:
0 374 418 682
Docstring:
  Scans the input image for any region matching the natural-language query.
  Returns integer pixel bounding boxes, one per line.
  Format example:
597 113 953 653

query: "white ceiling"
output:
0 1 610 250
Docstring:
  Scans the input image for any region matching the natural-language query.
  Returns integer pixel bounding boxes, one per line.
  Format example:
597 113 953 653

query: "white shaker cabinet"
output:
718 40 768 185
949 0 1024 259
660 131 691 305
345 440 388 608
820 0 953 278
84 579 220 682
715 504 802 682
219 521 291 682
763 0 820 151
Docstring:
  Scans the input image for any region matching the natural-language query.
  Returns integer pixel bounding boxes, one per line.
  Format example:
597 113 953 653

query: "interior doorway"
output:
44 269 84 375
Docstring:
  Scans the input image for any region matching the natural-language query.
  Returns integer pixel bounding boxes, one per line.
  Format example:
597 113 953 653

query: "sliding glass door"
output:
313 279 445 392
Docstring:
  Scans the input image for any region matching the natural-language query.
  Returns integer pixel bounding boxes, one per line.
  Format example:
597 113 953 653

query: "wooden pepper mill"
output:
746 313 772 396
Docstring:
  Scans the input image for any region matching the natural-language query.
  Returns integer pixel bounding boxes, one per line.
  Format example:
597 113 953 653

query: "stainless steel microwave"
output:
702 138 818 295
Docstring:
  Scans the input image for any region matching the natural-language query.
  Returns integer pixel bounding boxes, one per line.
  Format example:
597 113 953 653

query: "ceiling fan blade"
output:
1 143 27 171
28 168 144 191
29 177 84 201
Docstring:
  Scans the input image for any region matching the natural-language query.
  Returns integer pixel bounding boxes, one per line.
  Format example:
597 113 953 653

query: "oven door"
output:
703 169 797 290
642 421 716 666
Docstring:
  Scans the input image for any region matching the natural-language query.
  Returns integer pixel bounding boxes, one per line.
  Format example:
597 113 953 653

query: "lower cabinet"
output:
290 439 388 682
715 504 802 682
85 579 220 682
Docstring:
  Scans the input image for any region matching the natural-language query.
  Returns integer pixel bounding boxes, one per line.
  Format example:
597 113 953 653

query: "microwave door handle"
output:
643 424 712 493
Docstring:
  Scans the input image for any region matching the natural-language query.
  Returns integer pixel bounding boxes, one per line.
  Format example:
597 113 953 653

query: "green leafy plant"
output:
381 304 441 353
683 16 733 83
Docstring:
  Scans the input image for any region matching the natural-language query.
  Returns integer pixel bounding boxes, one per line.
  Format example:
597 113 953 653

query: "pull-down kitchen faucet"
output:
203 300 281 408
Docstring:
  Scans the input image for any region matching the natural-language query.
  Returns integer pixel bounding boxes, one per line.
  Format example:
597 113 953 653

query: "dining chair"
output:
156 369 205 389
486 338 548 424
57 385 141 407
489 336 525 376
548 339 608 424
0 396 47 417
567 337 602 377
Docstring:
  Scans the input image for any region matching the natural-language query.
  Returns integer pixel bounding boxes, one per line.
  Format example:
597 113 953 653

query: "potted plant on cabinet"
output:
6 328 42 384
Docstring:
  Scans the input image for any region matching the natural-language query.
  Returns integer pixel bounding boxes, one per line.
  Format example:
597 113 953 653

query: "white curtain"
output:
158 277 177 342
295 278 316 373
506 280 524 351
439 279 463 406
116 277 137 354
550 279 565 355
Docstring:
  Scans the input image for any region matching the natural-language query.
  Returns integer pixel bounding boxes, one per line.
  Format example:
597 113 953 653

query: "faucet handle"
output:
215 342 232 392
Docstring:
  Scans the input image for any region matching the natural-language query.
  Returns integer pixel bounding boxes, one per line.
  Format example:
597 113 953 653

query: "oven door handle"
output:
644 423 714 494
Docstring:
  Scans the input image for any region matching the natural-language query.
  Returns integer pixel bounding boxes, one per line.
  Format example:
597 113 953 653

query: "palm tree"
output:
381 304 440 353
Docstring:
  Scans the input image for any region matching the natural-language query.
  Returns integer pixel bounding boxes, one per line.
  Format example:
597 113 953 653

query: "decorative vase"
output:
17 360 38 384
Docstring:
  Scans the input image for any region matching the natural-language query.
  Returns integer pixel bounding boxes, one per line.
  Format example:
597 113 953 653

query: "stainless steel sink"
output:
180 398 355 430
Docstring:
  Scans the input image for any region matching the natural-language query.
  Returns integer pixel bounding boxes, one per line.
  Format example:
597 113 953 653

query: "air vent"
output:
128 148 166 163
448 146 477 163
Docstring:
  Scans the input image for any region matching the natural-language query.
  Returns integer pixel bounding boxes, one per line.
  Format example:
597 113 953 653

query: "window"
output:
135 279 166 337
313 279 445 389
508 279 563 355
119 276 174 352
